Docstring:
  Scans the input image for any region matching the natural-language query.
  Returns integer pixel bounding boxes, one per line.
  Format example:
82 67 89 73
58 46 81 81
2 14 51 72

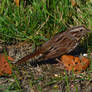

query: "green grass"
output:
0 0 92 45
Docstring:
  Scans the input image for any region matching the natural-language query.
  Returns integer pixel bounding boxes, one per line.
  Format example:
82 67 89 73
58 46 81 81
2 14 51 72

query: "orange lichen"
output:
61 55 90 73
0 54 14 76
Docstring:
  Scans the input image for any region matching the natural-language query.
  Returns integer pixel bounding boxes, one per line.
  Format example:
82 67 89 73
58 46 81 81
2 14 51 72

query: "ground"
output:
0 42 92 92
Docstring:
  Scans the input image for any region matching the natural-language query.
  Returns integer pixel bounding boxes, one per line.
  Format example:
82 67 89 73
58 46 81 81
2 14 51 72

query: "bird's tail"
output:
15 48 44 65
15 39 53 65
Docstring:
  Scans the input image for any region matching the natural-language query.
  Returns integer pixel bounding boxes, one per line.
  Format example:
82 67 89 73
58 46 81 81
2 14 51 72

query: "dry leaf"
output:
70 0 77 7
14 0 20 6
0 54 14 76
61 55 90 73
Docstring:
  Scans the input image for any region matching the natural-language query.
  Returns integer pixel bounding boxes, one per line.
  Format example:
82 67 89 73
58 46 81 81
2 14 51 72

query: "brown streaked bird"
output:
15 26 91 65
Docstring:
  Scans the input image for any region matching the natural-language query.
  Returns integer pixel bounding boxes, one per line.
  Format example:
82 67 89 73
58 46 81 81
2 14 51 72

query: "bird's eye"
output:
80 29 83 31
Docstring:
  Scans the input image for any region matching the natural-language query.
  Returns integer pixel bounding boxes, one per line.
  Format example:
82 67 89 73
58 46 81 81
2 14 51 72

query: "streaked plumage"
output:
15 26 91 65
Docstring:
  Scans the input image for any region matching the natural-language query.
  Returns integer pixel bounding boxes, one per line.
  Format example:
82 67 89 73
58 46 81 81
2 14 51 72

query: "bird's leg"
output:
56 58 61 63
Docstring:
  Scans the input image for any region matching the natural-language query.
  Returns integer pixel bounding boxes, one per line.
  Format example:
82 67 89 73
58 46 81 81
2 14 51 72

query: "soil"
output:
0 42 92 92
